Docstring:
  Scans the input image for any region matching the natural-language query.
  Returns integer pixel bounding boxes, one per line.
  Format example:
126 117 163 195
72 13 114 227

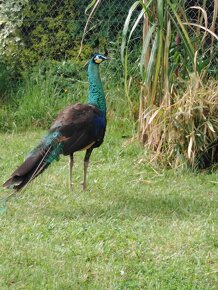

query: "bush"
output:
0 59 18 101
1 0 92 74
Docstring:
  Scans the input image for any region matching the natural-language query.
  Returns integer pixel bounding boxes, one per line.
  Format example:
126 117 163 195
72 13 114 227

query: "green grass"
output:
0 119 217 289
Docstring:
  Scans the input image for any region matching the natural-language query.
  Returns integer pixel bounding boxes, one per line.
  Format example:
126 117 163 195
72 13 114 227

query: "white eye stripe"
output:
93 54 107 63
96 55 106 60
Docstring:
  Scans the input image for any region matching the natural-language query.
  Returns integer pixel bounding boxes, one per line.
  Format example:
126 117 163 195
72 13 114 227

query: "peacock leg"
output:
83 149 93 190
69 154 74 190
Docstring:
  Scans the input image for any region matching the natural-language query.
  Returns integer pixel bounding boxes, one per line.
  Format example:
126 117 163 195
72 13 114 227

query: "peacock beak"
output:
103 55 111 61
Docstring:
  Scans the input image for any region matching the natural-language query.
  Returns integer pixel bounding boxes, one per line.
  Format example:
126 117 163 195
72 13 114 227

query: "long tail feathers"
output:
3 132 63 191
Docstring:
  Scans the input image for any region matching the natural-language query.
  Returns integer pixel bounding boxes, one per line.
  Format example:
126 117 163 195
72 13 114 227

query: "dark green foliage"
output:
12 0 81 69
0 61 11 101
0 58 18 101
3 0 135 71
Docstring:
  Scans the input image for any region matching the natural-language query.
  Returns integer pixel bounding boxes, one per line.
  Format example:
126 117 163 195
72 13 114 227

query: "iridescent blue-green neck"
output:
88 60 106 112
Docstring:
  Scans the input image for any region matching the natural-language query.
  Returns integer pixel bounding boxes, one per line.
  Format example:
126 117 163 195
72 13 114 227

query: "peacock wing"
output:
49 103 106 155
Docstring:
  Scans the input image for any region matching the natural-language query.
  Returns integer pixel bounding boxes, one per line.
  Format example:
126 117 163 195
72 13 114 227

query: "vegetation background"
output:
0 0 217 288
0 0 217 167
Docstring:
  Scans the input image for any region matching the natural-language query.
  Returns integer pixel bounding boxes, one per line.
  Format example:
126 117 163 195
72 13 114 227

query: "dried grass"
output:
141 79 218 169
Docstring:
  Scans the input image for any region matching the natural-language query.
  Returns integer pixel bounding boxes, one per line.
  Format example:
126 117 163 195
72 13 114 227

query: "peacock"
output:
3 52 109 191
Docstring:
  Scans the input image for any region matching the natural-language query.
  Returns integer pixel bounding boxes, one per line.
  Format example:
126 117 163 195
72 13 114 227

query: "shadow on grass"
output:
46 191 217 222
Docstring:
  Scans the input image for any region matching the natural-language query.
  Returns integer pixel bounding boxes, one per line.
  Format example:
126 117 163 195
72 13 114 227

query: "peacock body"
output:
3 53 108 191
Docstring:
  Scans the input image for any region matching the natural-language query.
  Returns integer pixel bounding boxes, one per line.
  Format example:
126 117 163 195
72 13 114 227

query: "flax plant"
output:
121 0 218 168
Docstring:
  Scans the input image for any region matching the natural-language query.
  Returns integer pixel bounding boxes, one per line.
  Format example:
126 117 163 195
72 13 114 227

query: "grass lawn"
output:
0 120 217 289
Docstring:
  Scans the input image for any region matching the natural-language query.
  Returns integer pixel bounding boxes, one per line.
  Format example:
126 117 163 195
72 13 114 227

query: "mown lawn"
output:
0 120 217 289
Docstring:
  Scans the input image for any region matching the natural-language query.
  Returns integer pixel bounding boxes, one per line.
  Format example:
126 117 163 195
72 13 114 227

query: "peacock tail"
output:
3 131 64 191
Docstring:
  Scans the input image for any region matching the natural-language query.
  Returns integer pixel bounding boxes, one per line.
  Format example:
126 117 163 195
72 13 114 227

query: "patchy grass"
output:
0 120 217 289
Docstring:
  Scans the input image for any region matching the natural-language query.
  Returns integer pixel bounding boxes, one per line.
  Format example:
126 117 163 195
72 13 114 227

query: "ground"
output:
0 122 217 289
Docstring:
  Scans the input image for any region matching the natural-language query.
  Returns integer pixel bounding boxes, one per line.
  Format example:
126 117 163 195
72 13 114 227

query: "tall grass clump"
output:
143 79 218 169
121 0 218 168
0 60 88 131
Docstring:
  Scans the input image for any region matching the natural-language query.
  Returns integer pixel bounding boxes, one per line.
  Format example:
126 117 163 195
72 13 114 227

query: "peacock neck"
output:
88 60 106 113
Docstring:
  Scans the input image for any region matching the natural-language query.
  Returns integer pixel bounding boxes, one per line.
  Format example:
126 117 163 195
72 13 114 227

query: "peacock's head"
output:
91 52 110 65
